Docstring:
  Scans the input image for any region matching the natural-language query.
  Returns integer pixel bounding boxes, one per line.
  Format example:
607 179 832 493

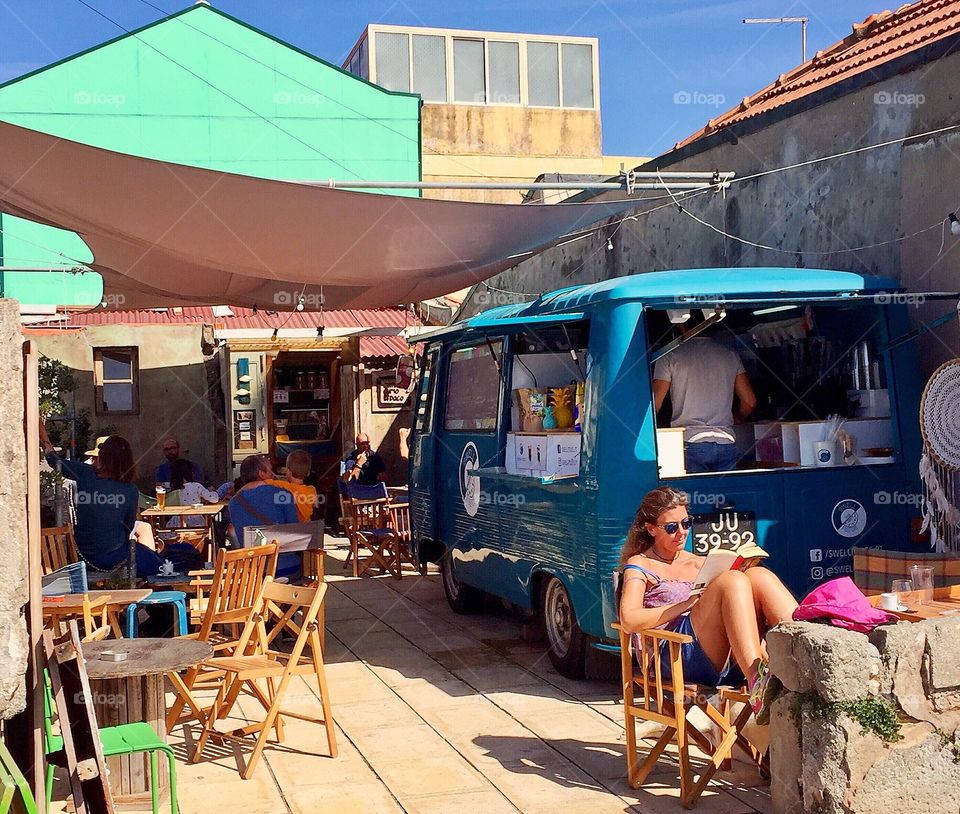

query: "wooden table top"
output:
142 502 227 518
83 638 213 679
868 585 960 621
42 588 152 609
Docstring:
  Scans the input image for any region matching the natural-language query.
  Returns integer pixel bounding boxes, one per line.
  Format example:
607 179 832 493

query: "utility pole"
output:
743 16 808 64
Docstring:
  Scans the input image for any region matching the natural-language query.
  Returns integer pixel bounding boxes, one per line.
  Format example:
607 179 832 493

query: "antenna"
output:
743 16 808 63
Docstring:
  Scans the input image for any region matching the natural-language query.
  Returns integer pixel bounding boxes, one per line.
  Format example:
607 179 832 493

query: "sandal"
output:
749 660 777 725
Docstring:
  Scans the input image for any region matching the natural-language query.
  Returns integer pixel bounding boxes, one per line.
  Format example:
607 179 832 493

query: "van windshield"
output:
647 302 896 476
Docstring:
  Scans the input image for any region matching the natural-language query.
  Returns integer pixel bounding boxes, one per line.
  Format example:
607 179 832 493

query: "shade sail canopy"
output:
0 120 642 310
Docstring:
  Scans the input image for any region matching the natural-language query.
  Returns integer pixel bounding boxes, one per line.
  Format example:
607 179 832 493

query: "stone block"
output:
869 621 933 721
799 709 882 814
769 621 881 703
851 729 960 814
768 693 803 814
0 299 26 721
921 617 960 691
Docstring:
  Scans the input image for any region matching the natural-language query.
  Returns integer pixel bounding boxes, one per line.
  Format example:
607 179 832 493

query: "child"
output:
167 458 219 527
270 450 317 523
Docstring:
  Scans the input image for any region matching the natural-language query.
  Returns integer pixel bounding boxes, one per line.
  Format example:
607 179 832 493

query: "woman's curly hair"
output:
619 486 690 565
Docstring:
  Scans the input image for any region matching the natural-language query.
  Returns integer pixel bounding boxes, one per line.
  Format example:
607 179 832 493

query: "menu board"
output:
233 409 257 450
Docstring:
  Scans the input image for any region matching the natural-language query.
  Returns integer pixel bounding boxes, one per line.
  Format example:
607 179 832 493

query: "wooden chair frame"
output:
45 594 112 643
614 622 754 808
165 542 279 730
40 524 80 575
191 578 337 779
387 499 421 575
347 498 401 579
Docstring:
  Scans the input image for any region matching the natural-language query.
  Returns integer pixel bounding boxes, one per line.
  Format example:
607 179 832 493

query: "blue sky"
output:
0 0 890 157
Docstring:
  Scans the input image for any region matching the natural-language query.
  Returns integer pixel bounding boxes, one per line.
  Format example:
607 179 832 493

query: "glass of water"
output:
891 579 914 610
909 565 934 606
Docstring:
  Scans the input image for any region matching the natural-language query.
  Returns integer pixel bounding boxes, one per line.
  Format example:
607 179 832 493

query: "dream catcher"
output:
919 359 960 551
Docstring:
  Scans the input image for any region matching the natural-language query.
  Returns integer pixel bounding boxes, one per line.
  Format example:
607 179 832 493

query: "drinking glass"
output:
155 484 166 510
909 565 934 606
891 579 914 610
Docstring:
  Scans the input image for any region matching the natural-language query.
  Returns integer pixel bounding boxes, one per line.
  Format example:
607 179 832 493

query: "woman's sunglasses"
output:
656 517 694 534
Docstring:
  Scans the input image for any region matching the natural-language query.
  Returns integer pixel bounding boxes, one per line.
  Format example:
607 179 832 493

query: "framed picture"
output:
372 370 411 412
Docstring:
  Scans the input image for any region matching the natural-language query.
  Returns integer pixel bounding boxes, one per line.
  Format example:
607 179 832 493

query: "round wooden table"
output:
82 639 212 810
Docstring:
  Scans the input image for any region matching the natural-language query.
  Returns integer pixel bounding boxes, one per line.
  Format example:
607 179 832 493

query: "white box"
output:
506 432 581 479
656 428 686 477
780 418 894 466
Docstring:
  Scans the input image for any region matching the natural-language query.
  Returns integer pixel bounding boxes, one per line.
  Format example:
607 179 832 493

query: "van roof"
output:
415 268 901 342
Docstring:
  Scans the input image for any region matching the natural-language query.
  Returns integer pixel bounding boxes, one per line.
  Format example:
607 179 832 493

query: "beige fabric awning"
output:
0 120 639 310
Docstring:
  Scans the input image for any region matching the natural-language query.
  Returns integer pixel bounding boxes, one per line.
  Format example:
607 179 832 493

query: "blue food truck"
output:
408 268 942 678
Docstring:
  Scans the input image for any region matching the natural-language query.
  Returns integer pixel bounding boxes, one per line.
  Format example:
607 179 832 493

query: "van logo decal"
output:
459 442 481 517
831 499 866 538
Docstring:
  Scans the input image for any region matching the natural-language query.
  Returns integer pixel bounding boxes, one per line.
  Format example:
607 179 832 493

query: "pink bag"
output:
793 576 897 633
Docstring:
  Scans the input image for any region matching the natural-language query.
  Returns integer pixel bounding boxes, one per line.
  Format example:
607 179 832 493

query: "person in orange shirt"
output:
269 449 318 523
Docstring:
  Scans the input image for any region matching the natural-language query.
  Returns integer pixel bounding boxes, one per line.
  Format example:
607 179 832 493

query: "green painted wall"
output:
0 4 421 307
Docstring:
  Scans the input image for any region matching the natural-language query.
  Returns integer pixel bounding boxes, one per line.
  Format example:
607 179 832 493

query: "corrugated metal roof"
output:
32 306 418 330
673 0 960 151
359 335 411 361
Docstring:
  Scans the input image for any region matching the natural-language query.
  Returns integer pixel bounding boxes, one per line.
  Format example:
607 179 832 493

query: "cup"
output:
909 565 934 606
879 592 899 611
813 441 836 466
158 559 175 576
892 579 914 610
155 484 166 510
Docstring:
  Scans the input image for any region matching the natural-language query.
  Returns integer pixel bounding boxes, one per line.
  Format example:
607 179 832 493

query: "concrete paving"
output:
51 544 771 813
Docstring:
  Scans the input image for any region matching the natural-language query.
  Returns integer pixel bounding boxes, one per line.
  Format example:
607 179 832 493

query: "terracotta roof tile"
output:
673 0 960 151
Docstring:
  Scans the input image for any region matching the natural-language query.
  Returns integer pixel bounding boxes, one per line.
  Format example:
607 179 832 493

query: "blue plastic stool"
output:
126 591 188 638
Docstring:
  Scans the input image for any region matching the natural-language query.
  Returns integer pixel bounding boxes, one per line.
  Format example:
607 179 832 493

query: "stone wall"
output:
767 619 960 814
464 41 960 376
0 299 27 719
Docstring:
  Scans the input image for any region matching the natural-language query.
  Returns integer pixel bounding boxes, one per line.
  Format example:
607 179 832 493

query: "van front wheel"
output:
541 576 587 679
442 551 484 614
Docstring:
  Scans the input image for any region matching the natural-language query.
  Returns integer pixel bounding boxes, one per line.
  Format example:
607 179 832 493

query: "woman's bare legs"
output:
745 567 797 627
689 570 764 683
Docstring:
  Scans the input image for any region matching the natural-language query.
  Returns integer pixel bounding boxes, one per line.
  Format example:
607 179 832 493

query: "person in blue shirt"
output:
156 437 203 485
228 454 299 579
40 424 164 577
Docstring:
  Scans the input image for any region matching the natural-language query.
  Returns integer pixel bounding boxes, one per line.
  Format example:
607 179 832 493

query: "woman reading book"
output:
618 487 797 719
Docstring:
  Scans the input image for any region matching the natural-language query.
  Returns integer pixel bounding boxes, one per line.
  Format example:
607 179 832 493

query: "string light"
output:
949 213 960 236
270 328 278 341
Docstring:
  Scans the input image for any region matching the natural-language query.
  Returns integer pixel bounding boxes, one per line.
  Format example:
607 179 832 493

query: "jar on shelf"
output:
295 371 306 389
306 370 317 390
318 370 329 389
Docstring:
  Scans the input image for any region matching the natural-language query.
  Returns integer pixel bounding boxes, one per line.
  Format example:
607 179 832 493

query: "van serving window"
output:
444 342 502 431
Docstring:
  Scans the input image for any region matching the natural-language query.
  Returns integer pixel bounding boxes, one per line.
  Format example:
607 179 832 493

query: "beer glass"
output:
909 565 934 606
155 484 166 510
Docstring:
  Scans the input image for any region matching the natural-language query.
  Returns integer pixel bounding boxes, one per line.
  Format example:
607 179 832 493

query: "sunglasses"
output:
656 517 694 534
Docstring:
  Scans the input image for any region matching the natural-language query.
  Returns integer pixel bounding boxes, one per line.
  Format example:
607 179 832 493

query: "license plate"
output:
691 511 757 555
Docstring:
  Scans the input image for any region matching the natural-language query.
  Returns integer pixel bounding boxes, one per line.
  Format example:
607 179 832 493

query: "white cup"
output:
879 592 899 611
813 441 836 466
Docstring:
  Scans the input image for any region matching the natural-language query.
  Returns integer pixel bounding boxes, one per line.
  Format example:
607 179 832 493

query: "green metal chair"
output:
0 739 38 814
43 673 179 814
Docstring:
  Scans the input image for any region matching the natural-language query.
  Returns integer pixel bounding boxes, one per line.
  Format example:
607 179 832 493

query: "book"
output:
692 542 769 592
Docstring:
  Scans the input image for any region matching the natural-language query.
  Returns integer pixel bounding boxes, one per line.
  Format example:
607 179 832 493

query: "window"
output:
488 41 520 104
94 347 139 415
444 342 502 431
415 348 439 435
453 38 485 103
358 37 368 80
561 43 594 108
527 41 560 106
412 34 447 102
375 31 410 92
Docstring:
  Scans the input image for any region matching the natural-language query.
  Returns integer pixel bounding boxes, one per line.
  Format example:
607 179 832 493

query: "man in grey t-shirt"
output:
653 327 757 473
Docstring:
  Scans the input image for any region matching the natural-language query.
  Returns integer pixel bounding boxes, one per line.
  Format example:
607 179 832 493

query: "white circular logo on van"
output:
831 499 866 538
459 442 481 517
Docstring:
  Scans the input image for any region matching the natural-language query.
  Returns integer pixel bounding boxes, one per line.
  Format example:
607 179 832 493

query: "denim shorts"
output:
660 614 744 687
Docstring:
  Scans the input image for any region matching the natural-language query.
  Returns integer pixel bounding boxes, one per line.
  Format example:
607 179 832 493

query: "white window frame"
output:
361 24 599 111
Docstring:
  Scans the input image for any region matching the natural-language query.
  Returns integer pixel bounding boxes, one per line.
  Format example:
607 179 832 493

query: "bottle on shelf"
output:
295 371 306 389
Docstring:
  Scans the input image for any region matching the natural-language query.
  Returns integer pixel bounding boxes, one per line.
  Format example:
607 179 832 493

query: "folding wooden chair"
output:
191 578 337 779
165 542 279 730
347 497 401 579
614 622 754 808
40 524 80 574
45 594 112 643
387 498 421 575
